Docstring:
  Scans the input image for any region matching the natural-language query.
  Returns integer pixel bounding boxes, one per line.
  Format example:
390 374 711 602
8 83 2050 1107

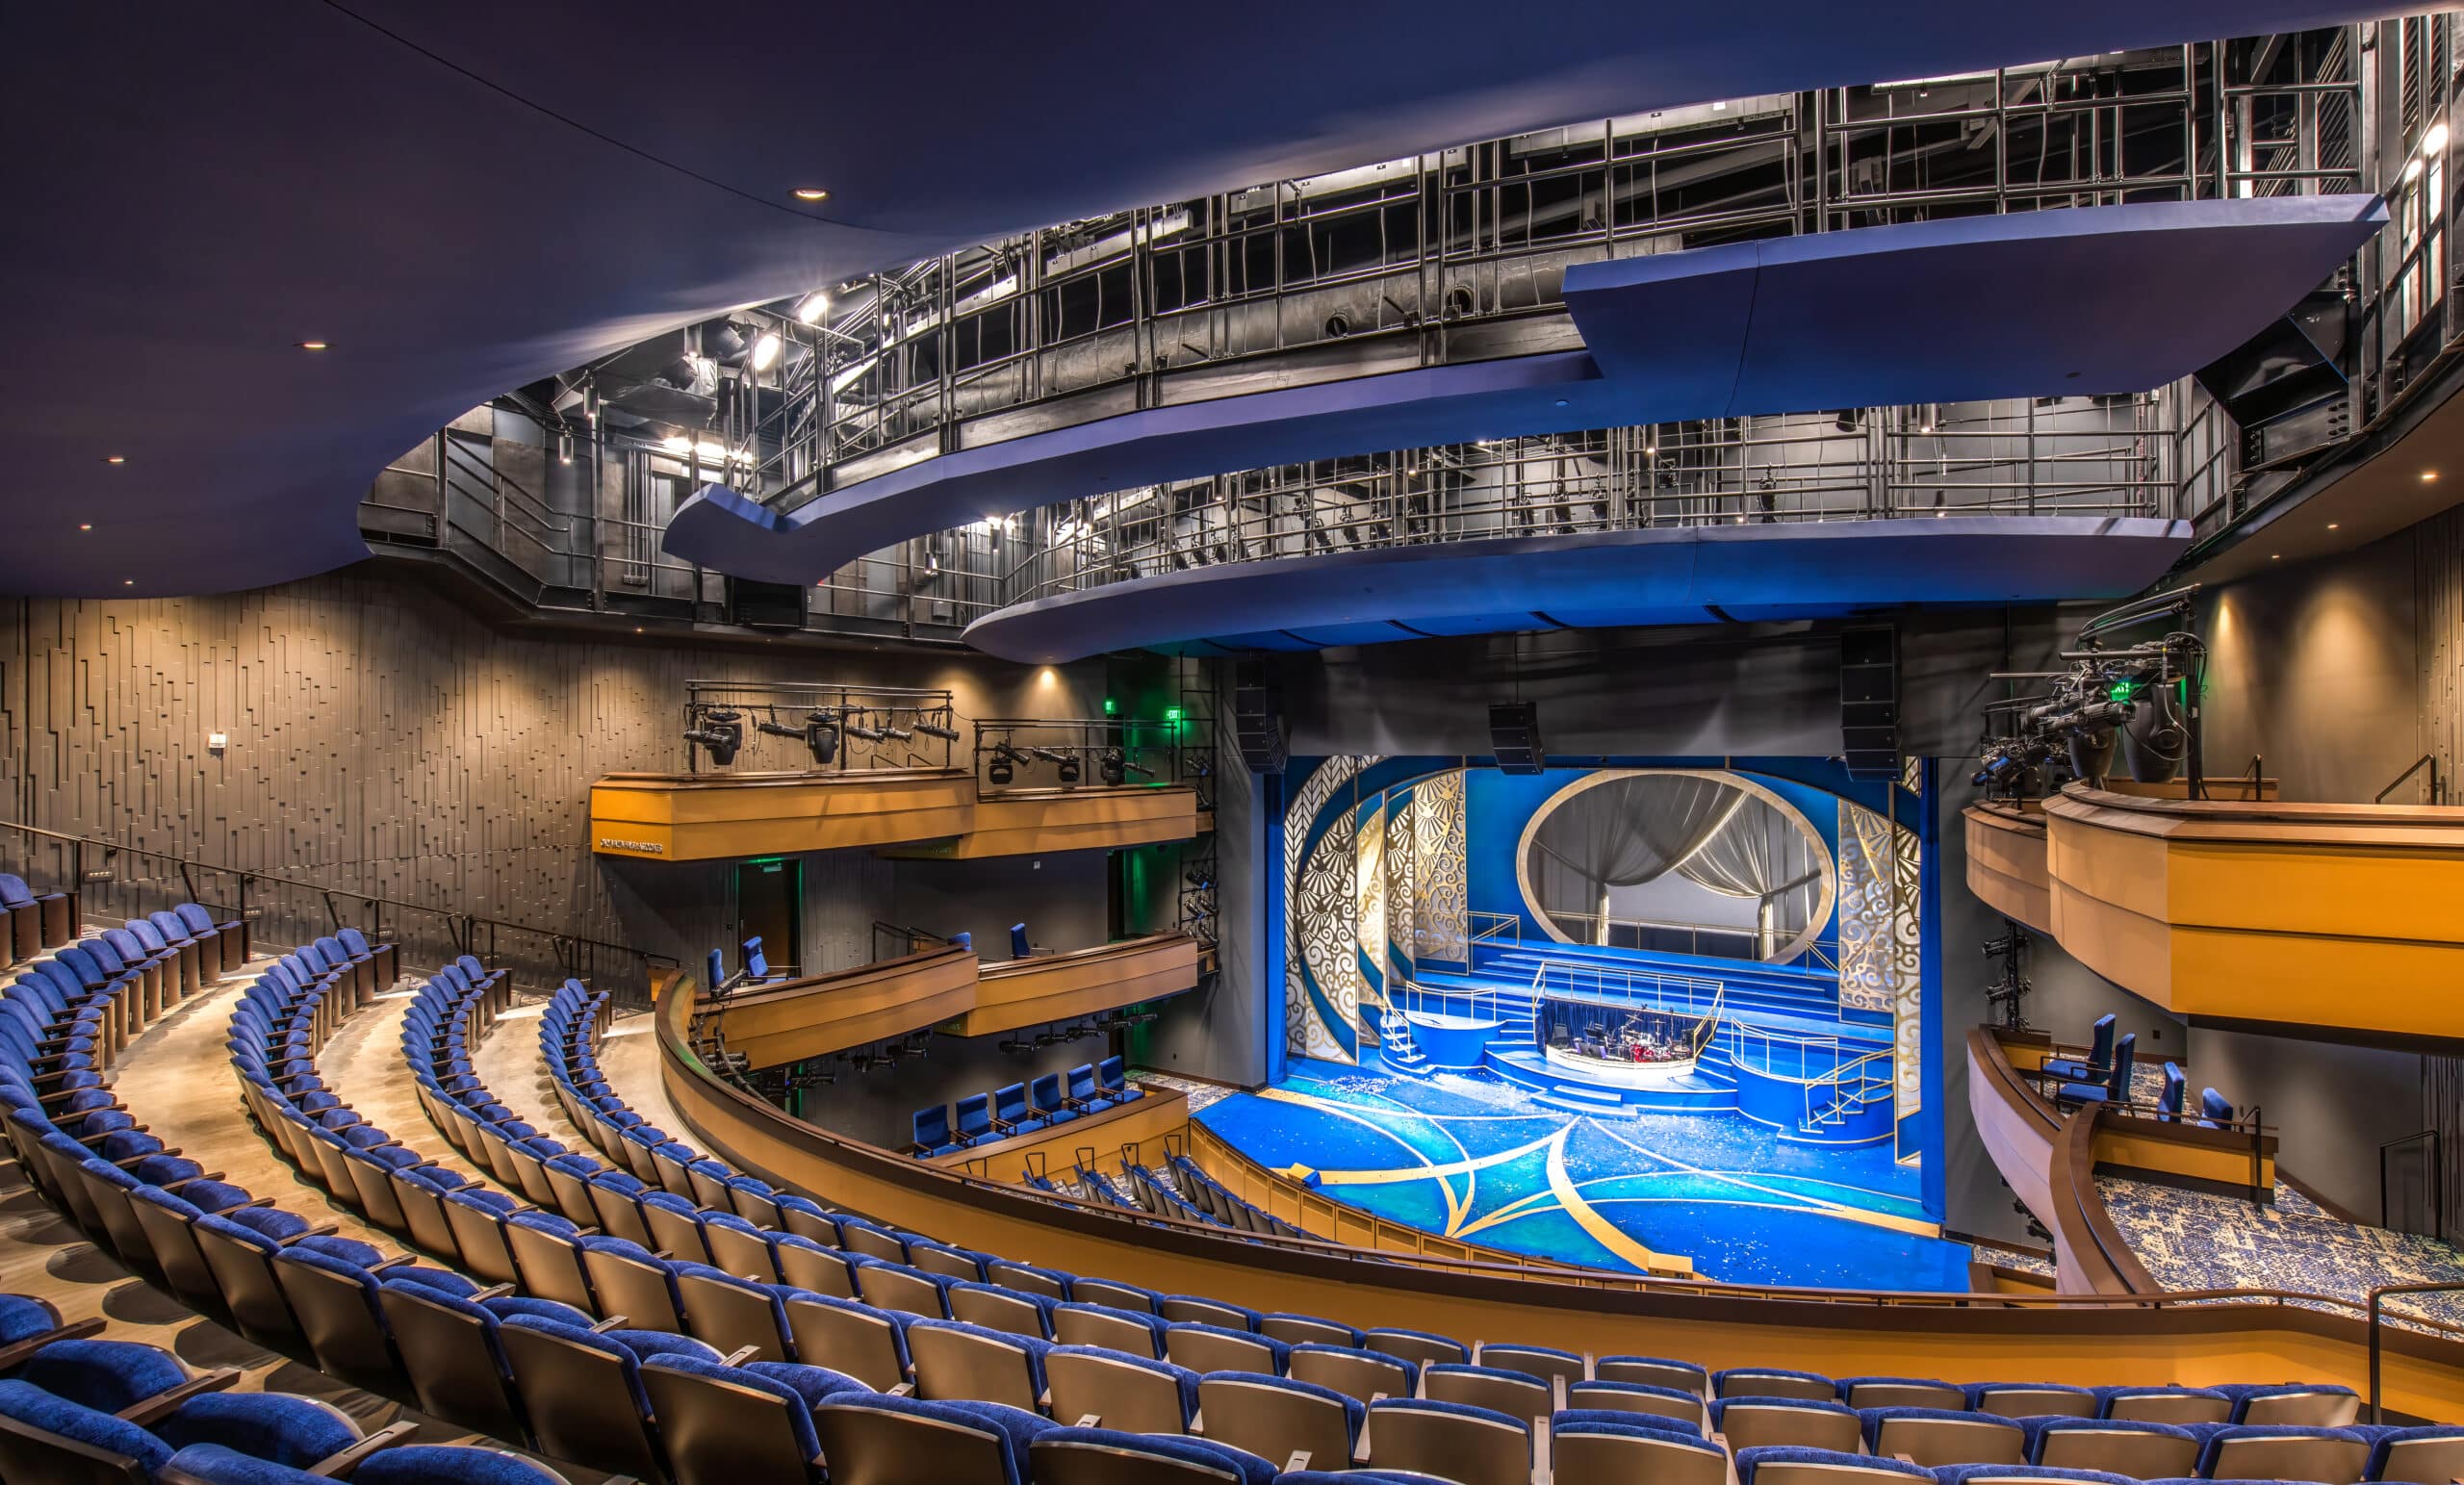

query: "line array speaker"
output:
1232 662 1288 773
1840 625 1901 781
1489 701 1545 775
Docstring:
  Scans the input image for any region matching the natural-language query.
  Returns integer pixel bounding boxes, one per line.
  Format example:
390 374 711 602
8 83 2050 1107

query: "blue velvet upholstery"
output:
2021 1415 2206 1463
1368 1395 1530 1437
2215 1382 2359 1423
1712 1395 1860 1426
0 1376 173 1471
1553 1405 1707 1441
2194 1423 2374 1478
2362 1423 2464 1482
816 1394 1058 1485
2094 1384 2229 1418
0 1293 62 1345
1207 1369 1367 1442
1360 1326 1469 1364
1169 1321 1290 1371
1968 1382 2097 1413
1717 1367 1837 1395
153 1391 360 1467
17 1338 188 1411
1034 1424 1279 1485
1933 1466 2136 1485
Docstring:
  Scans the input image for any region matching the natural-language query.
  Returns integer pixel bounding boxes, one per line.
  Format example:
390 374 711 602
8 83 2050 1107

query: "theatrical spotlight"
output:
912 712 962 742
842 714 887 743
1099 749 1154 785
988 741 1026 784
682 707 745 766
757 707 841 767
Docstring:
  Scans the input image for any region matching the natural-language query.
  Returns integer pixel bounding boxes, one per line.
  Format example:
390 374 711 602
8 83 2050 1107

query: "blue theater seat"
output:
1029 1072 1077 1124
2056 1033 2134 1109
1010 924 1032 960
2156 1063 2186 1120
2041 1014 2117 1084
990 1083 1045 1136
1097 1056 1142 1103
912 1104 962 1156
2198 1088 2235 1126
1736 1447 1933 1485
1031 1425 1279 1485
954 1093 995 1145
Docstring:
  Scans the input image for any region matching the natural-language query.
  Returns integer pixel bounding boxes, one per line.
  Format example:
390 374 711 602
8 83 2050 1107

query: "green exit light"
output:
1103 697 1116 715
2108 680 2135 703
1164 706 1184 724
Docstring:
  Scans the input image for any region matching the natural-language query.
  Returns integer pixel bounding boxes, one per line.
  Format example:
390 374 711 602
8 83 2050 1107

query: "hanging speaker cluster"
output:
1839 626 1901 781
1489 702 1545 775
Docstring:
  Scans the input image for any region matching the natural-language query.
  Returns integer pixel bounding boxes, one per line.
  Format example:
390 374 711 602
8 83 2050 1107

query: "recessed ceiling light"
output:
123 578 134 585
1553 397 1570 408
296 341 329 351
2271 553 2281 560
102 454 125 465
2327 522 2340 529
78 524 91 531
2423 470 2440 482
791 188 830 202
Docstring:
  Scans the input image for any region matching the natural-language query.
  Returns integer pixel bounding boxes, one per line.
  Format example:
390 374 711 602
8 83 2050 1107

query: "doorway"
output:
733 858 803 978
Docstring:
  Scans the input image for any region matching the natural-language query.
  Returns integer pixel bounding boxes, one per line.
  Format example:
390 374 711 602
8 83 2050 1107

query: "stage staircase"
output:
1801 1045 1896 1134
1364 996 1435 1079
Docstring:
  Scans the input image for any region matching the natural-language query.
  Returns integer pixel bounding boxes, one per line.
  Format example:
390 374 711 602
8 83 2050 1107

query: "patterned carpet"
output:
1194 1060 1972 1292
2099 1176 2464 1327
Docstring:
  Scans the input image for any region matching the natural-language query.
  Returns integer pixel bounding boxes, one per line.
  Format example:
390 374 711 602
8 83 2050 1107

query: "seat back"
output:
1067 1063 1101 1102
1555 1423 1728 1485
777 1242 860 1299
1070 1278 1156 1313
1599 1355 1709 1396
269 1251 396 1388
2238 1385 2360 1427
1566 1381 1706 1431
1842 1379 1966 1410
1197 1373 1356 1471
993 1083 1032 1123
1970 1384 2092 1418
579 1244 684 1334
950 1284 1051 1341
1288 1344 1414 1405
1164 1324 1280 1376
811 1399 1025 1485
1716 1400 1862 1454
1010 924 1031 960
2033 1420 2200 1477
1424 1365 1551 1424
673 1269 790 1362
1097 1056 1129 1092
2084 1012 2118 1067
784 1297 910 1392
2370 1426 2464 1485
915 1105 953 1149
1030 1074 1067 1115
1028 1430 1260 1485
2104 1387 2230 1424
2157 1063 2186 1118
1745 1450 1930 1485
1870 1410 2026 1467
1054 1304 1162 1358
497 1320 662 1481
2206 1427 2372 1485
2103 1032 2137 1098
742 936 771 980
640 1357 834 1485
1160 1295 1253 1331
1360 1327 1468 1370
911 1321 1046 1413
858 1263 949 1320
1717 1369 1835 1401
1368 1400 1528 1485
1478 1344 1584 1389
1045 1347 1194 1434
839 1221 911 1264
375 1285 525 1441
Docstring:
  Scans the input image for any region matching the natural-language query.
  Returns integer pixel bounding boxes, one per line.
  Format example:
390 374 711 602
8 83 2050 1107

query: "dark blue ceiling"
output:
667 195 2383 582
960 515 2197 662
1 2 2395 597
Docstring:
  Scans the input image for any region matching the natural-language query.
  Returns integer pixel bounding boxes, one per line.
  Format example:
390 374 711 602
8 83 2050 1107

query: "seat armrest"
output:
116 1368 242 1426
589 1315 630 1333
308 1419 421 1477
471 1284 517 1301
367 1254 417 1272
0 1317 105 1371
719 1344 762 1367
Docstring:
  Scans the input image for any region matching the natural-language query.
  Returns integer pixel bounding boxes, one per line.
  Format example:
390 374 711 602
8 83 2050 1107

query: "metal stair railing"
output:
1803 1045 1895 1131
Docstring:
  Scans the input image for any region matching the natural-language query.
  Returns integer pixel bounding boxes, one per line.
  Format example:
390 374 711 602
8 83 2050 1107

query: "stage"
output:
1268 759 1950 1289
1197 1058 1970 1290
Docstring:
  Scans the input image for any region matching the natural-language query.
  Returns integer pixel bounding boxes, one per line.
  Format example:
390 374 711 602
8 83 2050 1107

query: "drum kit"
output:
1572 1011 1688 1064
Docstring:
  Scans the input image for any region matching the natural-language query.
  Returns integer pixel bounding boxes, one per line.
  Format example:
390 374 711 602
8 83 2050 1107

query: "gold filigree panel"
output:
1839 798 1923 1131
1413 768 1470 964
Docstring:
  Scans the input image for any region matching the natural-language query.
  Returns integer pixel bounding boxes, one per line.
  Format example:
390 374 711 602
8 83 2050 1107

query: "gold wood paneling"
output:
1964 805 2054 935
655 987 2464 1415
1966 1029 2061 1238
955 934 1199 1037
2042 785 2464 1038
590 770 975 860
711 946 979 1070
882 785 1198 858
592 774 1196 861
934 1090 1192 1178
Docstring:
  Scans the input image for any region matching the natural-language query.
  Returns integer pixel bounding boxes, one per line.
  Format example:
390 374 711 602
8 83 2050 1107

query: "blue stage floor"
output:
1198 1060 1973 1292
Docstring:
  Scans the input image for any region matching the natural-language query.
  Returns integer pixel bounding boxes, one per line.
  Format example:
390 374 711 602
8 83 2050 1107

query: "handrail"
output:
0 818 675 1008
2375 753 2443 805
2370 1281 2464 1421
1802 1044 1894 1132
657 965 2464 1338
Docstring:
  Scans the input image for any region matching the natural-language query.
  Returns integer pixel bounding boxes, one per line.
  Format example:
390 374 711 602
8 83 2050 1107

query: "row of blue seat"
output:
0 872 78 964
911 1061 1144 1156
2045 1015 2234 1124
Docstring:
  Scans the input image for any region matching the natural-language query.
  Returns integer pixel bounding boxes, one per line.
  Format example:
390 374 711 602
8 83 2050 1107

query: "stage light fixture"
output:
988 741 1024 785
681 707 746 766
794 291 832 324
1100 749 1125 785
842 717 886 742
757 707 840 766
912 712 962 742
1057 752 1082 784
750 332 783 372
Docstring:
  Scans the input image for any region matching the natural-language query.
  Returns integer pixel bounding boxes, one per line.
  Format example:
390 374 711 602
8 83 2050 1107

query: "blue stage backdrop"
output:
1254 755 1945 1284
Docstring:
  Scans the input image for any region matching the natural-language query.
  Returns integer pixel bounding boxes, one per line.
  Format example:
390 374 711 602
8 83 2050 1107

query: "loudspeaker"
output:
1489 701 1545 775
727 576 808 628
1231 662 1288 773
1839 626 1901 781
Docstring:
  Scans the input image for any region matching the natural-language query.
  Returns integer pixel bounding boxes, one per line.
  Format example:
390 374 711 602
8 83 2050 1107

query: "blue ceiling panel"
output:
962 515 2194 662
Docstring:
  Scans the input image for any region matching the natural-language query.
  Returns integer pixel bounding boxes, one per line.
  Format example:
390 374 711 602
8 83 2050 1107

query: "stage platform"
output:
1197 1059 1967 1291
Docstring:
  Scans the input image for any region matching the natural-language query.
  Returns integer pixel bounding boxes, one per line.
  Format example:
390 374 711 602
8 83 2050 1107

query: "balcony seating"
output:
2055 1033 2136 1109
1044 1344 1199 1432
1011 924 1032 960
913 1104 967 1156
2041 1014 2118 1085
992 1082 1047 1136
2156 1063 2186 1120
2029 1417 2205 1475
2197 1088 2235 1127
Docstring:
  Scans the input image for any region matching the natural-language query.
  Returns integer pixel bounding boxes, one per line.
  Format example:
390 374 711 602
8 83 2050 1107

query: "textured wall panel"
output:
0 569 1097 983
